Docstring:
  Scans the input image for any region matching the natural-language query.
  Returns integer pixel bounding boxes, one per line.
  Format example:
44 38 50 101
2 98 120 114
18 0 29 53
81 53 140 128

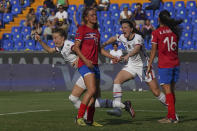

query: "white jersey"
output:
117 34 149 67
55 40 77 66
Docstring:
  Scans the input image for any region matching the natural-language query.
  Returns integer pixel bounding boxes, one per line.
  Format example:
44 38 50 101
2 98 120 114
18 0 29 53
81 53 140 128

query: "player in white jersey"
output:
35 28 132 118
102 20 167 117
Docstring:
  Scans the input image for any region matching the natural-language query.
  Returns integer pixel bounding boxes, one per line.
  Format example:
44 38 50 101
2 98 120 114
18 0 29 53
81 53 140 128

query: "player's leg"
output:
69 77 86 109
157 67 178 123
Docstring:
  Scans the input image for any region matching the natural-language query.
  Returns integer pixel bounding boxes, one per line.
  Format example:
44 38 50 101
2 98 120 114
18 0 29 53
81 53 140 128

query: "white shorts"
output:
75 76 86 89
122 65 155 83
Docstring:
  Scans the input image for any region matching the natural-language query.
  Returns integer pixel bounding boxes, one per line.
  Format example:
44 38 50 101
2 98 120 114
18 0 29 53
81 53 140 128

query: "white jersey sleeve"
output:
56 40 77 66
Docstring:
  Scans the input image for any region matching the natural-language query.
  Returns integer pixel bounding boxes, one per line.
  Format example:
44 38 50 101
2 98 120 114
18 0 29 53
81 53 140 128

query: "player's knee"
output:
68 94 79 103
114 78 121 84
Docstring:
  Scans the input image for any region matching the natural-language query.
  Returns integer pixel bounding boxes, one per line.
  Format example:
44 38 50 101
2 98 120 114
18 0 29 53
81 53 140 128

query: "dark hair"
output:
120 19 144 38
52 28 67 39
112 43 118 47
82 7 98 29
159 10 183 40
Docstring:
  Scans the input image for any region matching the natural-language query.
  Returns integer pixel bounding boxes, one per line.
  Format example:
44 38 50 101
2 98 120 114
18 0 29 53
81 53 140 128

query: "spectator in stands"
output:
43 20 53 41
145 0 163 10
39 10 48 26
20 0 24 6
84 0 96 8
55 5 68 24
97 0 110 11
133 3 146 26
25 8 36 28
73 11 85 27
48 10 56 26
57 0 69 10
0 0 11 13
43 0 56 13
142 19 155 45
31 22 43 40
120 6 133 21
56 18 68 32
109 43 123 64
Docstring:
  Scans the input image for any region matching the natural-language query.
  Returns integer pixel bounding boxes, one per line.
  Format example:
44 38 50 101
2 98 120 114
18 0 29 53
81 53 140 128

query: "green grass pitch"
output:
0 91 197 131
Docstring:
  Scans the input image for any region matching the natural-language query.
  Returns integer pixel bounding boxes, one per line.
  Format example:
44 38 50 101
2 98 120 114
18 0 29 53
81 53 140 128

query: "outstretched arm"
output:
101 36 117 48
35 34 56 53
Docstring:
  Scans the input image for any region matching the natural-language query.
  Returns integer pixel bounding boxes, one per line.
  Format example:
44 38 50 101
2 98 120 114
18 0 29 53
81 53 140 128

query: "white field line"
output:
0 110 52 116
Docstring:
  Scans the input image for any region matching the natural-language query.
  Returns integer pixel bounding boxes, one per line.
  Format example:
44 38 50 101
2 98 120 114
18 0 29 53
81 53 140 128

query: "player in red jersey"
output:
147 10 183 123
73 7 118 126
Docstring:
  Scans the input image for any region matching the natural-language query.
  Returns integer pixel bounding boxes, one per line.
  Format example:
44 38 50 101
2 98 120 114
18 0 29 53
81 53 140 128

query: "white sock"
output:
113 84 122 102
113 100 125 108
68 94 81 109
156 92 167 107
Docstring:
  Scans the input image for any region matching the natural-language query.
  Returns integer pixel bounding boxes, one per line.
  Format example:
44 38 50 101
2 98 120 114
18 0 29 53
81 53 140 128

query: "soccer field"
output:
0 91 197 131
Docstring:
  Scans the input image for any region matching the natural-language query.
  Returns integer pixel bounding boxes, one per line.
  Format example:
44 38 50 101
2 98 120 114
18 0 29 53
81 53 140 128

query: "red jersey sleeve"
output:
75 26 84 42
151 30 158 44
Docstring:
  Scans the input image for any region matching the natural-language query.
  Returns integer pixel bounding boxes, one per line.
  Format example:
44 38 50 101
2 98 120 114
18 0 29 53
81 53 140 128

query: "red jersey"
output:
151 26 179 68
75 25 100 68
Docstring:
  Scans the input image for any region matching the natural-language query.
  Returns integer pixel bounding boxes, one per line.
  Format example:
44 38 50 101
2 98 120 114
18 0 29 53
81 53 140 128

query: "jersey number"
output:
163 36 177 52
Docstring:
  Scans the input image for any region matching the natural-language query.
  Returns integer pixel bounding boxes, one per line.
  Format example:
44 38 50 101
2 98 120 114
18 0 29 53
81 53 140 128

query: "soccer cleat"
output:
107 108 122 117
124 100 135 118
76 118 87 126
91 121 103 127
158 117 179 124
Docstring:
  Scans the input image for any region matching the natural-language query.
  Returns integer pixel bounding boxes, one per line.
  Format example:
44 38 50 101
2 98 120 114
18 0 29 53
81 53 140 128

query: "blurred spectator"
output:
20 0 24 6
39 10 48 26
43 0 56 13
97 0 110 11
133 3 146 26
43 20 53 41
48 10 56 26
142 19 154 45
120 6 132 21
73 11 84 27
56 18 68 32
0 0 11 13
55 5 68 24
109 43 123 64
25 8 36 28
145 0 163 10
31 22 43 40
84 0 96 8
57 0 69 10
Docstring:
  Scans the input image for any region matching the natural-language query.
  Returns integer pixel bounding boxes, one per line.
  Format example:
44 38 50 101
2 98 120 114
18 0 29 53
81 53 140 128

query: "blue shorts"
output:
78 65 100 79
158 66 180 85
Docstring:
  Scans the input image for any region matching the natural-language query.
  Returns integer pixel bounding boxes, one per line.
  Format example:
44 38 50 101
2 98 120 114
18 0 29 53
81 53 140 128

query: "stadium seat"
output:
11 5 22 16
21 26 31 35
25 40 36 50
181 17 191 26
22 33 31 40
47 40 55 48
163 2 174 11
78 4 84 11
178 39 184 50
2 33 12 40
183 39 194 50
184 24 193 33
22 0 30 8
188 8 197 19
142 2 151 10
131 3 137 12
111 10 120 21
68 5 77 12
120 3 130 11
186 1 196 10
100 11 110 19
181 31 192 41
154 10 160 19
10 0 20 6
114 24 122 34
109 3 119 11
168 8 175 18
2 40 14 51
37 6 43 14
20 20 26 27
174 1 185 10
150 18 158 28
176 8 186 19
13 33 23 41
103 18 113 28
117 42 125 50
100 32 111 44
145 10 154 19
11 27 21 34
35 42 44 51
14 40 24 51
3 13 13 24
104 26 114 34
192 17 197 26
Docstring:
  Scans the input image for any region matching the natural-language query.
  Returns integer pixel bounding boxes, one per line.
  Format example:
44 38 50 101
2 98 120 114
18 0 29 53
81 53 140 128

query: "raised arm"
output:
35 34 56 53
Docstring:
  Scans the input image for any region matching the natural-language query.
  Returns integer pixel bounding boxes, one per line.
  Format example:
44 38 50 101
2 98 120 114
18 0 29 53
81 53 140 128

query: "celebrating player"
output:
102 19 167 117
147 10 183 123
